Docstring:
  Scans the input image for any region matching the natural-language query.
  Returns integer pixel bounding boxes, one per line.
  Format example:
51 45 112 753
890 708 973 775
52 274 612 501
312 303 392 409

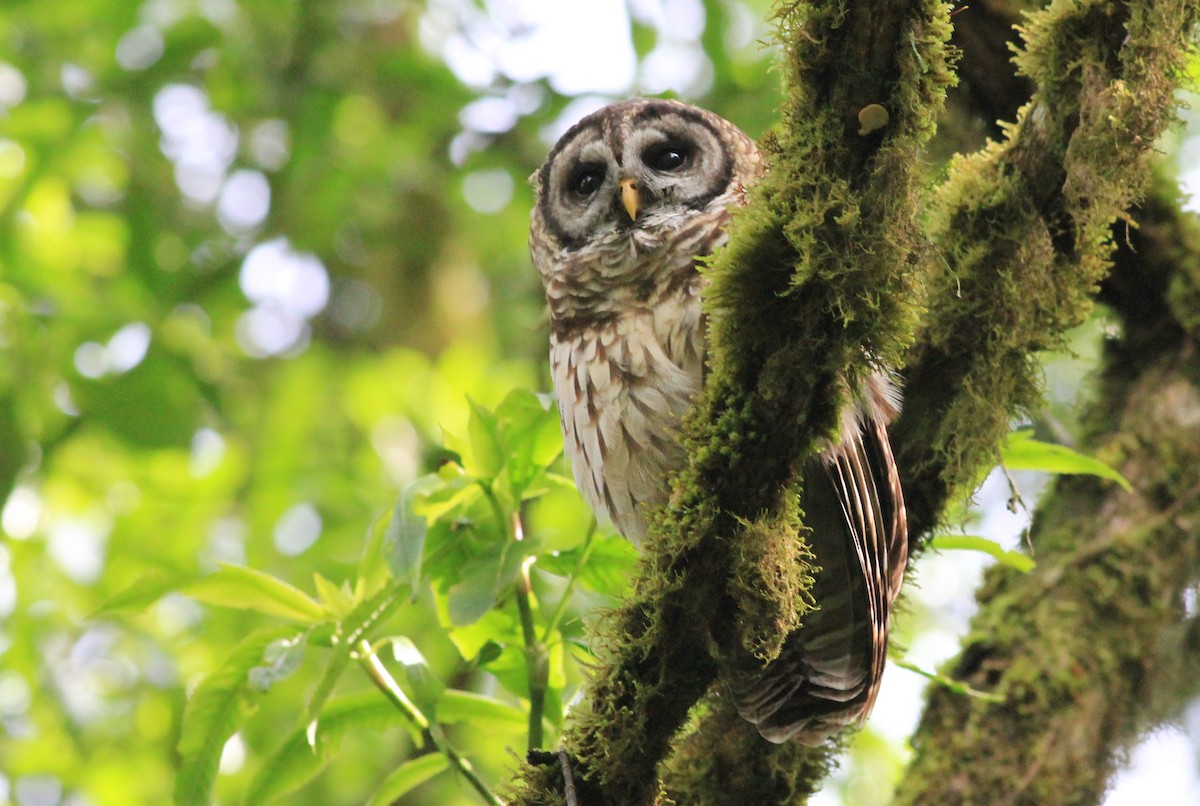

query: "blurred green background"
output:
0 2 780 804
1 2 1198 805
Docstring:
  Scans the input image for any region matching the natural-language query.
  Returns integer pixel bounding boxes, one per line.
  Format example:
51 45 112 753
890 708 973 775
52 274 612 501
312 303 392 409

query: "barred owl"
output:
529 98 907 745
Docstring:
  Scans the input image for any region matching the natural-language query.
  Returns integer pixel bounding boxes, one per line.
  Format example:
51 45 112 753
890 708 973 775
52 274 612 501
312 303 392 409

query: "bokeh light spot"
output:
217 169 271 233
0 140 26 178
116 26 165 71
273 503 322 556
0 63 26 108
1 487 39 540
462 169 513 214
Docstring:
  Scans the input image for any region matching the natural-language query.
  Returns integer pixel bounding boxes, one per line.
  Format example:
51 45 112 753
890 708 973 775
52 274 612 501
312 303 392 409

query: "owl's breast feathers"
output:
546 206 728 544
543 209 907 746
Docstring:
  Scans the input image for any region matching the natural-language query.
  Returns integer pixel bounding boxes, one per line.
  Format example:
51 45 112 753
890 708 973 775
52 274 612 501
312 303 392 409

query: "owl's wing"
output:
731 384 907 744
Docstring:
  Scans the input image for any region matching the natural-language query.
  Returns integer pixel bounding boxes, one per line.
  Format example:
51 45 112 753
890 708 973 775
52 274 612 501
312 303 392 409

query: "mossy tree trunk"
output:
897 173 1200 804
895 3 1200 803
508 1 1200 803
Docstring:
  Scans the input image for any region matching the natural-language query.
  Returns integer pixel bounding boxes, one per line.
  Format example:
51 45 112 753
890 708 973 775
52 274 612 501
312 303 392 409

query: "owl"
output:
529 99 908 745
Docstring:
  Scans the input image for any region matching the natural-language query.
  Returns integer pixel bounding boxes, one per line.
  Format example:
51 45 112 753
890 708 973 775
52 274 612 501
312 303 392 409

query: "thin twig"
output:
541 518 598 643
1000 462 1036 555
358 640 503 806
513 511 547 751
559 749 579 806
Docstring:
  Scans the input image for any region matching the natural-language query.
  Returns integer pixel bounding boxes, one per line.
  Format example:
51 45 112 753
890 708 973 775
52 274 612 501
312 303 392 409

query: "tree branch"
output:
894 0 1199 536
889 0 1200 801
509 1 1197 803
896 173 1200 804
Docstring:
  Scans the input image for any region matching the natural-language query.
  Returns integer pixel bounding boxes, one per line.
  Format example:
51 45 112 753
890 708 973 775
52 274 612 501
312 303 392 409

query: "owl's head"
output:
531 99 760 256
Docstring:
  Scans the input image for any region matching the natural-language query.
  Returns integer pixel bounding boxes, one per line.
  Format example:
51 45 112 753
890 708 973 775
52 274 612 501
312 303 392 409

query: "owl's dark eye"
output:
568 165 605 197
645 142 691 171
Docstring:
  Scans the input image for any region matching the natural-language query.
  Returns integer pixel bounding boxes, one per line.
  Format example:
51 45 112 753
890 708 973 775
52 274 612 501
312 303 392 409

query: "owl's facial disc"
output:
536 101 735 251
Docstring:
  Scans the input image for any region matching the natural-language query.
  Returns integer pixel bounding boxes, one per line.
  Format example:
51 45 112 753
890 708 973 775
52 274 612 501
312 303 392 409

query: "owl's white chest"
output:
550 278 705 545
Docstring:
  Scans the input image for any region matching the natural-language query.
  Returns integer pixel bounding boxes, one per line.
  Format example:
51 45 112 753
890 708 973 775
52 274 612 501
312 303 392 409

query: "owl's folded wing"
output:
731 397 907 744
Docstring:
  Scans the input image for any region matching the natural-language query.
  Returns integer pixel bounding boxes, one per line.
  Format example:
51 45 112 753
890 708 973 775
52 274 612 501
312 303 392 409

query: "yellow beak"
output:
618 177 640 221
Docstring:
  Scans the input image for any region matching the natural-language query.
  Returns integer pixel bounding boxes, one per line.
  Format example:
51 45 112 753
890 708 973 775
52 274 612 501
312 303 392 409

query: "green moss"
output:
895 0 1198 538
893 2 1200 791
661 694 839 805
724 492 817 663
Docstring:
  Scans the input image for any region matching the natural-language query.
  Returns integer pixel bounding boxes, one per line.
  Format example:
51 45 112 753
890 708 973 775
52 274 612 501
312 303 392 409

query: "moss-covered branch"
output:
509 0 1197 802
888 0 1200 801
896 174 1200 805
894 0 1199 535
659 693 841 804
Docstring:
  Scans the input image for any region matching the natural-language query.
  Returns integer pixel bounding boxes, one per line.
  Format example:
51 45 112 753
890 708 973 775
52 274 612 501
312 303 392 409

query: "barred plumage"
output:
530 98 907 744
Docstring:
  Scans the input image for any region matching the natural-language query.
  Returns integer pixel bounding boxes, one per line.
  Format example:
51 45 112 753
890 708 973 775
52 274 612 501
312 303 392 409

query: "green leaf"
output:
245 693 412 804
340 580 407 649
539 472 578 491
537 532 638 597
414 474 481 524
312 572 355 618
357 509 394 596
386 636 445 720
301 648 356 739
494 388 563 497
438 603 520 664
446 549 524 627
438 689 526 730
387 474 446 593
541 684 565 728
303 582 407 732
248 635 306 691
480 639 565 702
91 571 200 617
437 458 467 481
1002 430 1132 491
928 535 1036 573
175 627 300 806
182 563 327 624
468 397 504 477
364 754 450 806
447 566 502 627
470 640 504 668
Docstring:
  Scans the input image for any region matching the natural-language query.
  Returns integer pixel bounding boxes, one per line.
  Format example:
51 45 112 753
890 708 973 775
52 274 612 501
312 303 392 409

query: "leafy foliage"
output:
1001 429 1132 491
135 389 630 805
175 627 302 806
0 0 695 800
